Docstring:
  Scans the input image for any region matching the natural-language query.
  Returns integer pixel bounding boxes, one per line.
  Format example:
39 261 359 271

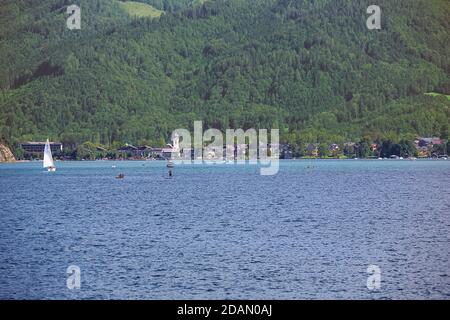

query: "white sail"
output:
43 139 55 168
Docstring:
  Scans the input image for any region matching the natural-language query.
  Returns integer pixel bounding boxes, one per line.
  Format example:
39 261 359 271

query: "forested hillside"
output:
0 0 449 152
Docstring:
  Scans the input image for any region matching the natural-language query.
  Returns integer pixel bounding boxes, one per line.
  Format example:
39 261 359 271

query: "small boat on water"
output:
43 139 56 172
115 173 125 179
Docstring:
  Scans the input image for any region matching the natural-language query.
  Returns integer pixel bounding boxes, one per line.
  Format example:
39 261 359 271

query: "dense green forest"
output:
0 0 449 155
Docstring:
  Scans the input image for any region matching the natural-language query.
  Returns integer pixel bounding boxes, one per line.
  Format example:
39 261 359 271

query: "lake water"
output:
0 160 449 299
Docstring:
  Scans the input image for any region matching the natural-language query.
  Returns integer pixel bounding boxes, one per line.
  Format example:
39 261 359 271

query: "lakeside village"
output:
13 136 450 161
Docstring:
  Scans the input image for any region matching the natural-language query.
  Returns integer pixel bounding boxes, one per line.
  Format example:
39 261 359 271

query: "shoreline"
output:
1 157 447 164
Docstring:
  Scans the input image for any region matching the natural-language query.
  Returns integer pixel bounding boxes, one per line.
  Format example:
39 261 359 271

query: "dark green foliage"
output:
0 0 449 149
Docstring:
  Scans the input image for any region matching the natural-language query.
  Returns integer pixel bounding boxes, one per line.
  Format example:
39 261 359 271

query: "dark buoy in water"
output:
167 160 174 177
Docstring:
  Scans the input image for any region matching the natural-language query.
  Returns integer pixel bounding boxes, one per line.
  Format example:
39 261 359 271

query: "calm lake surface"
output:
0 160 449 299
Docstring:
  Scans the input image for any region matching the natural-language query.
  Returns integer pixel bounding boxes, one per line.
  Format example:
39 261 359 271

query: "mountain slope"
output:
0 0 449 148
119 1 164 18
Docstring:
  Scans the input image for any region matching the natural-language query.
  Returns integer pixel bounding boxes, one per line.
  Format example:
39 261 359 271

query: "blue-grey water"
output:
0 160 449 299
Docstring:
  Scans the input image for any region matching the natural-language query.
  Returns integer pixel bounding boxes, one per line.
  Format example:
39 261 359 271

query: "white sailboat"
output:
43 139 56 172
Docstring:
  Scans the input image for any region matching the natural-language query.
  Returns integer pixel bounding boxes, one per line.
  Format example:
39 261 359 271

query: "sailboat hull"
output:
48 167 56 172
